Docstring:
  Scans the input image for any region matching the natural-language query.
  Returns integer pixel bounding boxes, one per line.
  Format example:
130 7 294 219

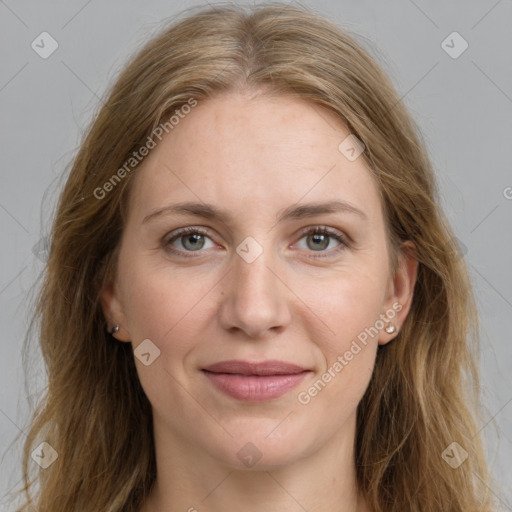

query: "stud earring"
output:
111 324 120 335
385 323 396 334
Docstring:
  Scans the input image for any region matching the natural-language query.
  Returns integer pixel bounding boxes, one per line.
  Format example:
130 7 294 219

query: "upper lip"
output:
202 360 308 376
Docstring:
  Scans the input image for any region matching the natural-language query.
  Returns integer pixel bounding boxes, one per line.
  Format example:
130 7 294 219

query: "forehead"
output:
126 92 383 227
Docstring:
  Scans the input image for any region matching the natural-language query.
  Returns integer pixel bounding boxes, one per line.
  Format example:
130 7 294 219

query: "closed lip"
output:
202 359 309 376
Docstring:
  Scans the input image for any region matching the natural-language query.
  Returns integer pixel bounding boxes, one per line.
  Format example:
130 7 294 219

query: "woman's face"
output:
102 91 417 469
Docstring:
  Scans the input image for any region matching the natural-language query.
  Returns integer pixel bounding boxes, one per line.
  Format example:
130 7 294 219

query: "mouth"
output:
201 360 311 401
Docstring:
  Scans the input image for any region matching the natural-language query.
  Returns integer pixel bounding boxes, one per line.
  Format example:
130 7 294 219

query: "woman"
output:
12 3 499 511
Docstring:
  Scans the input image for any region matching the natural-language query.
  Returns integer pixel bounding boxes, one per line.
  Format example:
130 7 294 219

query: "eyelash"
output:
162 226 350 259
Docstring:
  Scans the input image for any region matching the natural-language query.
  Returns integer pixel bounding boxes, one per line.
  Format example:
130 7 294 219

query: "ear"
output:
100 280 131 342
378 240 418 345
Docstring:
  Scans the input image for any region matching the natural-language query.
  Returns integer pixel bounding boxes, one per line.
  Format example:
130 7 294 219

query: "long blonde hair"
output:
11 3 499 511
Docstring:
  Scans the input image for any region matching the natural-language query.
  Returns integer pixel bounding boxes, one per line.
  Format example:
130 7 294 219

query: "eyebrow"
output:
142 199 367 225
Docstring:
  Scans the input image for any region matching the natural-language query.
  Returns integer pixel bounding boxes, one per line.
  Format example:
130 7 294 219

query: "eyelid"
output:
162 226 214 250
294 225 350 246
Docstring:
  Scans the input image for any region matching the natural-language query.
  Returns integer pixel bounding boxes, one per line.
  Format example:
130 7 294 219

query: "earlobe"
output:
100 280 131 342
378 241 418 345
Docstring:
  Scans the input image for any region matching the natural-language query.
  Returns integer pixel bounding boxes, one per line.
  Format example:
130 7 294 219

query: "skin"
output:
101 90 418 512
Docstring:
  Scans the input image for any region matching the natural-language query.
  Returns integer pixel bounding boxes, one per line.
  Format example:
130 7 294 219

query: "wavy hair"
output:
11 2 498 511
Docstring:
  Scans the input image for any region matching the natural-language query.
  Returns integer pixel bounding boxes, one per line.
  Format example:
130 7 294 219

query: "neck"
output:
140 411 369 512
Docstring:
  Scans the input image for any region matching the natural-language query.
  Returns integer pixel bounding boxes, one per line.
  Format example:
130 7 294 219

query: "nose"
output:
218 244 292 339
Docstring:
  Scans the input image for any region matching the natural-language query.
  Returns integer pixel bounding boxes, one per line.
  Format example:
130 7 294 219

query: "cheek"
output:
118 253 214 412
302 266 388 355
118 250 212 355
294 274 383 422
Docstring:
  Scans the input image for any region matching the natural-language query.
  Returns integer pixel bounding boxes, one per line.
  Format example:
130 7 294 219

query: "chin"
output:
205 419 314 470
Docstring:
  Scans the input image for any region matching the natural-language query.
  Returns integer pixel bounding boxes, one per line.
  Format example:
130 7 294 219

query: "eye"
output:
163 227 215 256
162 225 349 258
294 226 348 257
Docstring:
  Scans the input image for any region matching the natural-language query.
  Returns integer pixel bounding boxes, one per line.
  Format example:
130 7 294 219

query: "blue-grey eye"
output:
296 227 344 252
165 228 214 252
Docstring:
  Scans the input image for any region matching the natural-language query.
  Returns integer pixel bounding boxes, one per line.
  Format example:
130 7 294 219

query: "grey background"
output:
0 0 511 509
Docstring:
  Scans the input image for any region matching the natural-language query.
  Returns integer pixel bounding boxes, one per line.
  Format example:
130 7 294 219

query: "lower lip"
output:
202 370 310 402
